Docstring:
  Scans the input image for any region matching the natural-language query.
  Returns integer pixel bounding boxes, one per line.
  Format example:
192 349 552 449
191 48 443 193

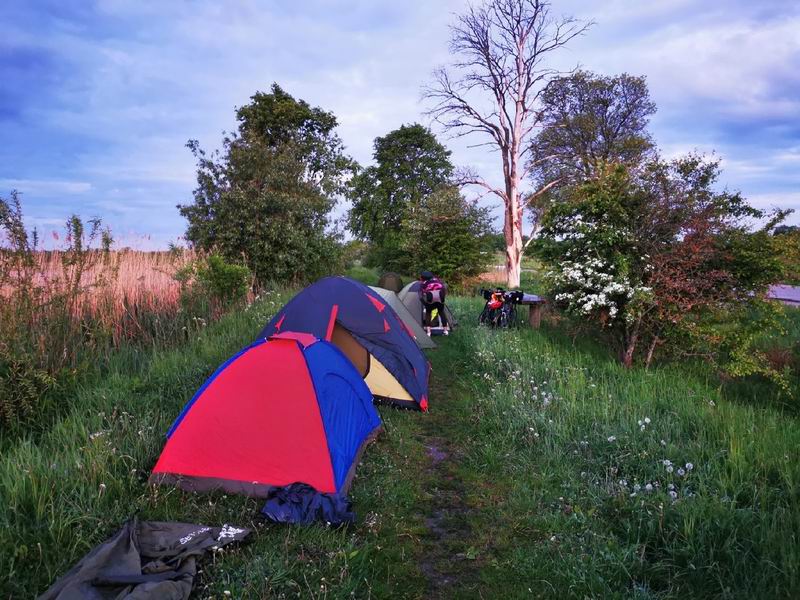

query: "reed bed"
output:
0 250 201 358
0 248 228 430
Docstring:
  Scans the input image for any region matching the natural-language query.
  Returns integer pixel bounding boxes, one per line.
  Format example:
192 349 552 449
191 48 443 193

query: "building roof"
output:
767 284 800 303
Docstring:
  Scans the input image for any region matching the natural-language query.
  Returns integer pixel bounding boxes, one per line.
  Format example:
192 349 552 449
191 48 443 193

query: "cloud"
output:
0 179 92 195
1 0 799 246
748 192 800 217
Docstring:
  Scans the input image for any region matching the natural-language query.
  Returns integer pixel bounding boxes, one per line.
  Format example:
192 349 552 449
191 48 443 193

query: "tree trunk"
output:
504 218 522 289
645 335 660 369
621 320 640 368
504 147 523 289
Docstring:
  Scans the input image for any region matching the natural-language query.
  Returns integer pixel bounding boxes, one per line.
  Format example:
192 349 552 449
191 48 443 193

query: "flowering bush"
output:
537 159 787 379
548 257 651 323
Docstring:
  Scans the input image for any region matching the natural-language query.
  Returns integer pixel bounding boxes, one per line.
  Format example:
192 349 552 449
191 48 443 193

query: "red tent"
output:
150 334 382 497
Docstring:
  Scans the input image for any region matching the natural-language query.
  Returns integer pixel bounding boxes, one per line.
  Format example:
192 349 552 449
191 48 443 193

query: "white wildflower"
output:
607 436 616 443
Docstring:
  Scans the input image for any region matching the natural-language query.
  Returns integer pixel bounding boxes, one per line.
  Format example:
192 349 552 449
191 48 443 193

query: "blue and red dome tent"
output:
150 333 382 497
257 277 431 411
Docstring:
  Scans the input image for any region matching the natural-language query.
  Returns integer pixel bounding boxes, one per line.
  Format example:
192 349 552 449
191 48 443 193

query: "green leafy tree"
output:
772 227 800 284
179 84 354 284
538 158 786 377
348 124 454 271
531 71 656 189
404 187 493 282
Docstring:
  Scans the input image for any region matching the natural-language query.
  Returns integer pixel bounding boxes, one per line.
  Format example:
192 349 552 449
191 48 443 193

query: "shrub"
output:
404 187 493 283
0 345 55 428
197 254 251 305
537 158 787 381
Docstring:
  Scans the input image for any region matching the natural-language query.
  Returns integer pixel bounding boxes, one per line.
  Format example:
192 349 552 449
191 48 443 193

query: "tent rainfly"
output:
257 276 431 411
151 334 382 497
369 286 436 349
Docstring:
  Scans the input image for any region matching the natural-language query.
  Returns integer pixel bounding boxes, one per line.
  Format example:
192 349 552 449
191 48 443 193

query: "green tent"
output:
369 286 436 349
398 281 458 329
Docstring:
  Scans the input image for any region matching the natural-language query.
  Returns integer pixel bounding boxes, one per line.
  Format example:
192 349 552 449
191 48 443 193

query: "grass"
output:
2 294 799 598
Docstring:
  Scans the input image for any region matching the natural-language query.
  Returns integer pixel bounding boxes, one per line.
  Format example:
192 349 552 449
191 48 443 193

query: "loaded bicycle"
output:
478 288 524 328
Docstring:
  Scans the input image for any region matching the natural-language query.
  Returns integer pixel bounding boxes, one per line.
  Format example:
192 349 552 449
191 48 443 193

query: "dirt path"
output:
416 356 485 599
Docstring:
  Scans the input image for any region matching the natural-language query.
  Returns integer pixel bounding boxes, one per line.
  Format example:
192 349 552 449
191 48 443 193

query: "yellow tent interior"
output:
330 323 414 403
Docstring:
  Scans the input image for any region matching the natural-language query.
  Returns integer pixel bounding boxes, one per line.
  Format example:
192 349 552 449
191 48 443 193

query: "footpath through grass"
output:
2 295 799 598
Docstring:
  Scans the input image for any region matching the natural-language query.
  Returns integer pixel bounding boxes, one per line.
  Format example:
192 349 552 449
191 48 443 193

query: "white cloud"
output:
0 179 92 195
4 0 800 240
748 192 800 215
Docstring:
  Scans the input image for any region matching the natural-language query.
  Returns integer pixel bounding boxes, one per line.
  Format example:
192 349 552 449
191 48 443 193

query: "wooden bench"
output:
519 294 546 329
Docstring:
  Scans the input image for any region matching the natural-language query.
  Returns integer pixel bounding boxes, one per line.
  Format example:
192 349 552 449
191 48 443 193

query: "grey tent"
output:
398 281 458 329
369 286 436 349
378 272 404 293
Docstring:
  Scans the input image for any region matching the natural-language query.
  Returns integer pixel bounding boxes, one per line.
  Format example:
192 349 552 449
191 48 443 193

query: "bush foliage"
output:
179 84 351 285
537 159 787 385
349 124 493 281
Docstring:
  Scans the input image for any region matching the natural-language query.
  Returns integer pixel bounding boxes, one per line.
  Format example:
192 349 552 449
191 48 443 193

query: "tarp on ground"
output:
39 517 250 600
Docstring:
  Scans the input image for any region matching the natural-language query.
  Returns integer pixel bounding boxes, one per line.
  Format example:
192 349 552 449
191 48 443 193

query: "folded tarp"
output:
39 517 250 600
261 482 355 526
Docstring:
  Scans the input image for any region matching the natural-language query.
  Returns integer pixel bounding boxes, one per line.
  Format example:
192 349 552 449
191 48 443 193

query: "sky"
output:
2 0 799 249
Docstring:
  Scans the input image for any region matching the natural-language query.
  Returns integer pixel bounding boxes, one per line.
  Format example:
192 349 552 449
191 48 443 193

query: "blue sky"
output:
2 0 799 248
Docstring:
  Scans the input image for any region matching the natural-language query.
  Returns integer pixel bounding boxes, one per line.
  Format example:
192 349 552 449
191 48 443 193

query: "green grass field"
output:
2 292 799 598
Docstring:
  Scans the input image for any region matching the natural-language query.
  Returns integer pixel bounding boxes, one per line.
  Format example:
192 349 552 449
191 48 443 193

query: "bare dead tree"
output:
425 0 591 287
